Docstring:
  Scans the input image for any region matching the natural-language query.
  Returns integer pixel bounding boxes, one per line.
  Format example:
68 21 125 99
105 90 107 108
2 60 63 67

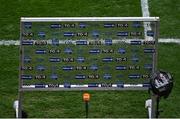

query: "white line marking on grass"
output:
0 39 180 46
141 0 152 40
159 38 180 44
141 0 150 17
0 40 20 46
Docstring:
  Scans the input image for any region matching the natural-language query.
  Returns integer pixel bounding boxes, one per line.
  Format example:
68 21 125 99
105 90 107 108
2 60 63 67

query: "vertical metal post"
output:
83 93 90 118
151 19 159 118
151 94 157 118
18 18 23 118
18 91 23 118
85 101 89 118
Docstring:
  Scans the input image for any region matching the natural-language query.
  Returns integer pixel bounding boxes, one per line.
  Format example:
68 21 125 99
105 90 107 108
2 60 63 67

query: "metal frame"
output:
21 17 159 22
18 17 159 118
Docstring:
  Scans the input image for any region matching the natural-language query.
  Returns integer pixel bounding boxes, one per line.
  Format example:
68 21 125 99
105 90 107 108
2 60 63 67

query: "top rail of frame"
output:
21 17 160 22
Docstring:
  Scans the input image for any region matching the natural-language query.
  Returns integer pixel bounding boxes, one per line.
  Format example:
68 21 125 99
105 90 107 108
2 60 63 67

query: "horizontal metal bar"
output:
20 83 150 91
20 87 148 91
21 17 159 22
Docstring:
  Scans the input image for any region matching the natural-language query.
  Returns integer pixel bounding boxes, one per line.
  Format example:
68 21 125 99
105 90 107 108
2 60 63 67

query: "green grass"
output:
0 0 180 118
0 46 19 117
149 0 180 38
0 0 142 39
0 43 180 118
22 91 149 118
156 43 180 118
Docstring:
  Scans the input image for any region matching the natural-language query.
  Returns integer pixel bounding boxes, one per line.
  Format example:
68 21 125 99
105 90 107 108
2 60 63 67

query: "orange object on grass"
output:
83 93 90 102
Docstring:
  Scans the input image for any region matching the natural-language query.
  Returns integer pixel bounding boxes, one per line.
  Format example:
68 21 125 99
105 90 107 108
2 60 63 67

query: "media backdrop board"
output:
19 17 159 91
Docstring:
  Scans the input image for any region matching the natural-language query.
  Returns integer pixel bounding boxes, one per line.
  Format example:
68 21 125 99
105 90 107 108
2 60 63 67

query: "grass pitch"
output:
149 0 180 38
0 0 180 118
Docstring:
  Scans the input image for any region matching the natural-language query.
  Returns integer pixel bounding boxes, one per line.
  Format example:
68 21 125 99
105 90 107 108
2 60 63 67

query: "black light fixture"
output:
150 70 174 118
151 70 173 98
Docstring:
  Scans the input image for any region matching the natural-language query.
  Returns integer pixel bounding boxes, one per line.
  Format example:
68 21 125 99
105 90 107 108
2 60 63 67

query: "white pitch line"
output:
0 39 180 46
141 0 150 17
0 40 20 46
159 38 180 44
141 0 152 41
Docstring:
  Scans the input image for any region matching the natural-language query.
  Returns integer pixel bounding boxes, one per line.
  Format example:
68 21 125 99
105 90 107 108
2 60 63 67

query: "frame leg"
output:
151 94 157 118
18 91 23 118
